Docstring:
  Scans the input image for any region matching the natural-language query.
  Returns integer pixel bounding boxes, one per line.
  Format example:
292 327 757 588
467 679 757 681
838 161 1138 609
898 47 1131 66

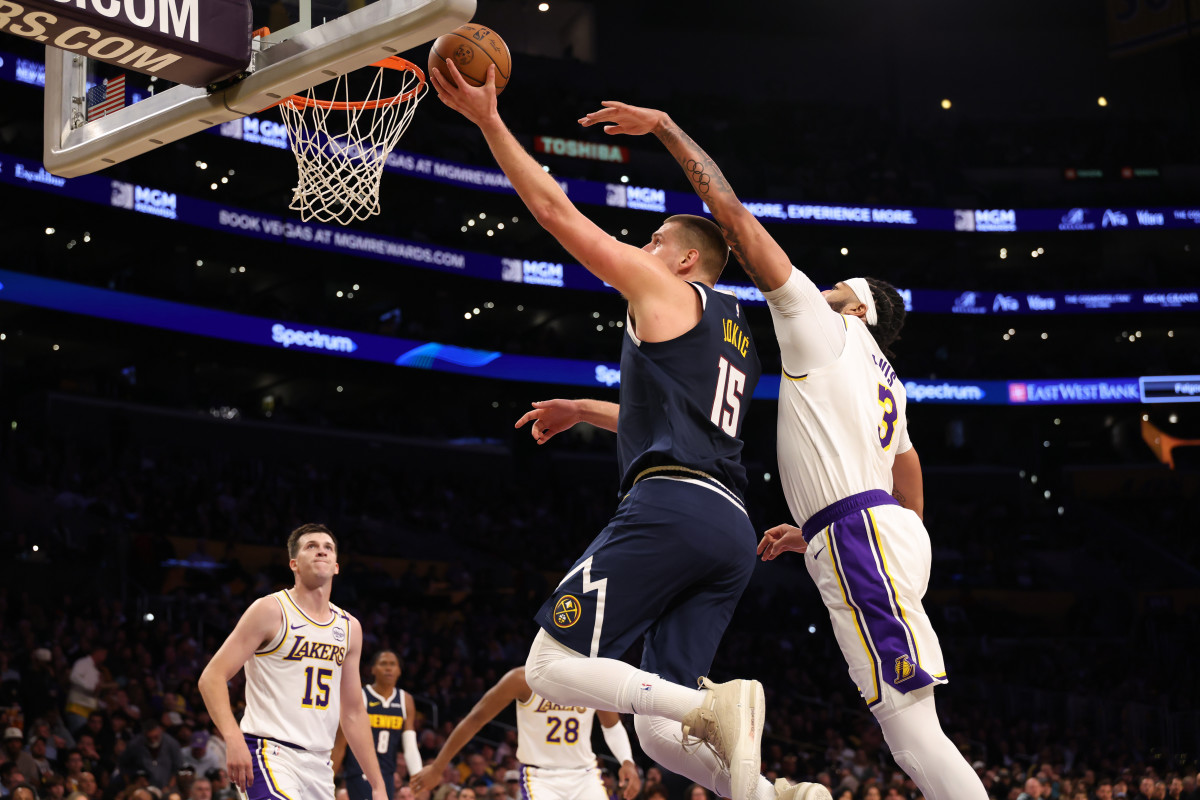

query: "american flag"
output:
86 75 126 121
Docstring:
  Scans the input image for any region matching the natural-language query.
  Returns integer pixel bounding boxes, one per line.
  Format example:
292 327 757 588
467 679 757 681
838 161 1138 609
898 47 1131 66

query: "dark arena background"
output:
1 2 1198 800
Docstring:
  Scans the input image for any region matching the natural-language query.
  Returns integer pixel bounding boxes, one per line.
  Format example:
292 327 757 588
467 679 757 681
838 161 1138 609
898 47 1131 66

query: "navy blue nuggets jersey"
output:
344 686 406 785
617 283 761 499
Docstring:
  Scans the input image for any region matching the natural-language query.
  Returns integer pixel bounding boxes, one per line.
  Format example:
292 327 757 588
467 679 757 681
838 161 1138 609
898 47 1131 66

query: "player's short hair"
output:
666 214 729 282
864 277 907 360
287 523 337 559
371 650 398 667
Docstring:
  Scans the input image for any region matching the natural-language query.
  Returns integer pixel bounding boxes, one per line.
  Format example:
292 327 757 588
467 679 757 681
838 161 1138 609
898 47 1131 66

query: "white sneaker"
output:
680 677 764 800
773 778 833 800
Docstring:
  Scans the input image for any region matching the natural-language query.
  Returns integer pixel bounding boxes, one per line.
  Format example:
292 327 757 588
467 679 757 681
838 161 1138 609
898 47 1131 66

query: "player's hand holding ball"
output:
430 59 501 128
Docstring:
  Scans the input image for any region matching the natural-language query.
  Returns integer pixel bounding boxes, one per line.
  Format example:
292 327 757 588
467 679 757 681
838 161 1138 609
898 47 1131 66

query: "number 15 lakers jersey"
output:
241 589 352 752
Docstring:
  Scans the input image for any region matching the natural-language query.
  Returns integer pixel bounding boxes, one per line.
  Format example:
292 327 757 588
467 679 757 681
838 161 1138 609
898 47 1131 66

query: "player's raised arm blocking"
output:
579 102 792 294
430 62 707 344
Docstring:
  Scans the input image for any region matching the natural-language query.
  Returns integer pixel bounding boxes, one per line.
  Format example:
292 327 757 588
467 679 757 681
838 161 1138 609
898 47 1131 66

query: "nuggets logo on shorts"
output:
553 595 581 628
894 654 915 684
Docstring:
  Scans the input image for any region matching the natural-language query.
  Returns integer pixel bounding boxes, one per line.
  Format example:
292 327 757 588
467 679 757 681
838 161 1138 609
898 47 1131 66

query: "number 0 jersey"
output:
241 589 352 752
515 692 597 770
767 268 912 527
617 283 761 501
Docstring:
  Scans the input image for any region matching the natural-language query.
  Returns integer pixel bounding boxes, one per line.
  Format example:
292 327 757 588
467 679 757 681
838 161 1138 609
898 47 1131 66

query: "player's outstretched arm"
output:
430 63 685 310
596 712 640 800
580 102 792 293
891 447 925 520
197 597 283 790
340 617 388 800
515 399 619 444
411 668 531 794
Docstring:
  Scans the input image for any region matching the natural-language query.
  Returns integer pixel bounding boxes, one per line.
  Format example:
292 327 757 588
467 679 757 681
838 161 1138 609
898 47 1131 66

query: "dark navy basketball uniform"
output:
536 283 762 684
345 685 406 800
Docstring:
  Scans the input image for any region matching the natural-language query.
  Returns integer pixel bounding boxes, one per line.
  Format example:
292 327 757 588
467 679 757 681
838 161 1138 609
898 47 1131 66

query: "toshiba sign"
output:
535 136 628 163
0 0 251 87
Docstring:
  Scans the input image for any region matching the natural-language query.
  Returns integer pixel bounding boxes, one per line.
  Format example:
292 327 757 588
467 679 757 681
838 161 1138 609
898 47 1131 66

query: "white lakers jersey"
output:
515 692 597 770
240 589 352 752
773 311 911 526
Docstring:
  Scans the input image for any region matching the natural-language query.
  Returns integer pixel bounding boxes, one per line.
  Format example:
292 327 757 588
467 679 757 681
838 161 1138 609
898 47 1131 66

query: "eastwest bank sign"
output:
0 0 251 87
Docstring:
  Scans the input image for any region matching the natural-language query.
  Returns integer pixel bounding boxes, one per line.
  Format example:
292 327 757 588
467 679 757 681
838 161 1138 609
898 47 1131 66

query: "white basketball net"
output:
279 58 426 226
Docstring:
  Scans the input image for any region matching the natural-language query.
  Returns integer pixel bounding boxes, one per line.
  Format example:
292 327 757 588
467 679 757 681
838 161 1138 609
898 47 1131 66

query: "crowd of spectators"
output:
1 408 1197 800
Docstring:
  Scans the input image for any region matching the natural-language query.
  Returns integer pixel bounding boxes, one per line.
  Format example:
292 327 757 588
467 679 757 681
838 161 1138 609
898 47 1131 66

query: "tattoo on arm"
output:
656 122 769 290
892 489 908 507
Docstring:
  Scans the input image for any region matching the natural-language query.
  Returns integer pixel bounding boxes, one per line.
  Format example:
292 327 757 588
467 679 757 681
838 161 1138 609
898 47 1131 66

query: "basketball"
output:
428 23 512 95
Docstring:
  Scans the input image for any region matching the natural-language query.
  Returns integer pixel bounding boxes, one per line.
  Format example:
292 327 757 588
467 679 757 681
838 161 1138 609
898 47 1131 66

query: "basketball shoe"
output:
773 778 833 800
681 677 764 800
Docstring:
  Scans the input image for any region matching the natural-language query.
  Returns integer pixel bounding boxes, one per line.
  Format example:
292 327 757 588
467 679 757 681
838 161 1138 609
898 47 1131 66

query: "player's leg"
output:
527 481 766 800
567 766 609 800
525 480 717 719
632 526 819 800
872 686 986 800
245 739 310 800
805 506 983 800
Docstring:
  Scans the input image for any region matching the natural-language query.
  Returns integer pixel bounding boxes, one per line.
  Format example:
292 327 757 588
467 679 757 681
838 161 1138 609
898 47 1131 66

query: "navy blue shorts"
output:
535 476 757 684
346 772 394 800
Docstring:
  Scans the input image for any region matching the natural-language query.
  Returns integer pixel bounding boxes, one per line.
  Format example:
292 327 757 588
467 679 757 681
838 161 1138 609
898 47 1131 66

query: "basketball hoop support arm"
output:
43 0 474 178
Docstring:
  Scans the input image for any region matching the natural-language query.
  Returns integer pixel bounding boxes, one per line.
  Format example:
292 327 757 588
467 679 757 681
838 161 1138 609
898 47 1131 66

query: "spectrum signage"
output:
1 269 1193 406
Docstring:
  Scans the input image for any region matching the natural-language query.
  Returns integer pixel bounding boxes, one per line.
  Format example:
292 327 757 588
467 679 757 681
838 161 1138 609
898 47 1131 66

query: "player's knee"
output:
632 714 676 762
891 750 927 786
524 629 576 694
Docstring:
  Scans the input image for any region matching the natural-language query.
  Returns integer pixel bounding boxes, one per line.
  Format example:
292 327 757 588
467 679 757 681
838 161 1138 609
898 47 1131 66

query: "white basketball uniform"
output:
766 268 946 712
514 693 607 800
241 589 352 800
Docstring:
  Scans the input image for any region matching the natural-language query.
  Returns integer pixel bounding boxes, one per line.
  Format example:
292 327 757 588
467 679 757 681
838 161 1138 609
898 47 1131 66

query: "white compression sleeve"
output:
525 629 703 721
401 730 422 777
873 687 987 800
600 718 634 766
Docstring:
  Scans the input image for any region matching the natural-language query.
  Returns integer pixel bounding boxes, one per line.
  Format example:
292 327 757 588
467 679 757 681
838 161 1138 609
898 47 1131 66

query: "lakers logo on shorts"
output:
894 654 916 684
553 595 581 628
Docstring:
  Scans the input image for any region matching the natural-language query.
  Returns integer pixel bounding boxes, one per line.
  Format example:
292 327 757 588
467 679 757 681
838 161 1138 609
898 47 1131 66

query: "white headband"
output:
843 277 878 326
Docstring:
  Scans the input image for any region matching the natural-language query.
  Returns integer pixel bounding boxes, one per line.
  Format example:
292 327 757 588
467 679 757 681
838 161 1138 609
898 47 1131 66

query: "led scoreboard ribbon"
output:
1 269 1196 405
1 152 1197 316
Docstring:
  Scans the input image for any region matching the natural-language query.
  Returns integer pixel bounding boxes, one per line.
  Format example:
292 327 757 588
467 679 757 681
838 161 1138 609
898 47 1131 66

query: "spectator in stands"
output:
187 777 211 800
1136 777 1156 800
1019 776 1045 800
65 650 108 733
203 770 235 800
641 784 668 800
10 784 37 800
74 775 97 800
121 721 182 789
1095 780 1114 800
1168 777 1184 800
23 738 53 787
458 788 476 800
179 734 218 778
42 776 65 800
456 755 491 789
2 731 37 789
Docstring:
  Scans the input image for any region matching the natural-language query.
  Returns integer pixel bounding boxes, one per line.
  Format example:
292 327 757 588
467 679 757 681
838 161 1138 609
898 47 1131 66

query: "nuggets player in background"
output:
410 668 639 800
198 524 387 800
332 652 422 800
431 60 767 800
581 101 988 800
